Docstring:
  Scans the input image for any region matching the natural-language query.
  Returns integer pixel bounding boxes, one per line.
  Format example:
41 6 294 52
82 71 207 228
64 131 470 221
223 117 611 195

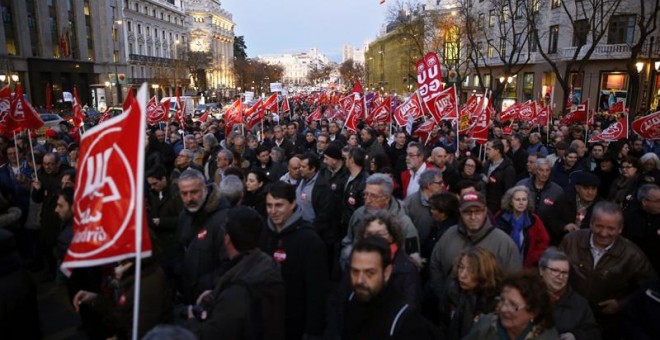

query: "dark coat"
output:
483 158 516 213
507 147 529 180
185 250 286 340
438 278 499 340
176 184 231 304
260 207 328 339
553 194 603 245
623 204 660 275
342 284 438 340
243 184 269 219
341 169 368 233
550 159 586 190
320 165 349 242
146 185 183 261
309 173 335 243
552 285 601 339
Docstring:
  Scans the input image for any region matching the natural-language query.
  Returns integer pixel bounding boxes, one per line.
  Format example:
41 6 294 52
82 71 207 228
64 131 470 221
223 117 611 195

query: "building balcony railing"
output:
128 54 177 64
560 43 632 60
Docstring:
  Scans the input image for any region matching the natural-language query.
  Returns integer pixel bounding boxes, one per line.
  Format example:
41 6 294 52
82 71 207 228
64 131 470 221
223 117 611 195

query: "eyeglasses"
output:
496 297 526 312
363 192 385 200
406 153 421 158
543 266 569 278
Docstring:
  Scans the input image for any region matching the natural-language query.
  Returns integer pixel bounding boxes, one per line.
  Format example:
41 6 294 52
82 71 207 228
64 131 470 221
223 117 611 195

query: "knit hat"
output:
324 145 343 160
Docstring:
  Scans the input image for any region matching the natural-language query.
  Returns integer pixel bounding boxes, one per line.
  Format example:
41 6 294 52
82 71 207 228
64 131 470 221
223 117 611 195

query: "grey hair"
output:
500 185 535 213
538 247 569 268
217 149 234 163
220 175 244 206
637 183 660 202
366 173 394 197
640 152 660 170
590 201 623 229
178 168 206 184
534 157 552 169
179 149 194 159
203 133 218 148
419 168 443 190
184 134 196 141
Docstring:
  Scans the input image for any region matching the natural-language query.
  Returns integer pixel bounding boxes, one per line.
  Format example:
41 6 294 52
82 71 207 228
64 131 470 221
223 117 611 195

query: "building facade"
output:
342 44 366 65
260 48 331 86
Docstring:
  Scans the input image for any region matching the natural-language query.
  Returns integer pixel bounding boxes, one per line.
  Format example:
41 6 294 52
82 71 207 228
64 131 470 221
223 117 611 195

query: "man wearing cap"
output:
429 191 521 297
553 172 603 245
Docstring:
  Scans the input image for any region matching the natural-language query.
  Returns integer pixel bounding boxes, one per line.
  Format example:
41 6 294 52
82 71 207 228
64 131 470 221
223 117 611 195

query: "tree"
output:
186 51 213 91
528 0 625 114
307 63 334 85
338 59 365 86
234 36 248 60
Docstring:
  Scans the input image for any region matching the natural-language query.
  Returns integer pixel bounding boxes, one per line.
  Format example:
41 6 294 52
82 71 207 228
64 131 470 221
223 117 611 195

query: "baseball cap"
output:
459 191 486 211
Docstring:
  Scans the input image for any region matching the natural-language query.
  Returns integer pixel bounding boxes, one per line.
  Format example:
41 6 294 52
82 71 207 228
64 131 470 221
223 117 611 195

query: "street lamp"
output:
10 74 18 82
0 74 6 83
636 61 645 73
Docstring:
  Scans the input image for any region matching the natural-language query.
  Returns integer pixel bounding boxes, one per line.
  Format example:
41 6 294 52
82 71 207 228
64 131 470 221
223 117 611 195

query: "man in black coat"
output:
484 140 516 213
175 169 231 304
342 237 437 340
270 125 296 159
623 184 660 274
184 207 285 340
553 172 603 245
260 181 328 340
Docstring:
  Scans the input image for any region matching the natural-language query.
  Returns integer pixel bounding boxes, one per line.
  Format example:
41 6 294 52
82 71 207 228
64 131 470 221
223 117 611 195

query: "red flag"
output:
608 101 625 115
244 99 265 130
338 94 355 116
470 101 493 144
45 83 53 112
344 94 363 132
306 106 322 123
426 85 459 122
560 100 588 125
263 93 278 111
280 96 290 113
8 84 45 131
225 98 243 135
393 92 424 126
61 83 152 274
417 52 443 105
323 106 341 121
531 102 550 127
0 86 14 131
351 80 364 94
589 115 628 142
631 111 660 140
412 119 436 145
72 86 85 129
98 106 111 123
517 100 537 122
173 87 186 127
146 96 168 125
366 96 392 125
499 102 519 123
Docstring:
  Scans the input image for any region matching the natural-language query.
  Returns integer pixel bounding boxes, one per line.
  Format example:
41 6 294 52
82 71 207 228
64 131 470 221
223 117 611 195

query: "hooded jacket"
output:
260 206 328 339
429 219 522 298
185 250 286 340
176 183 231 304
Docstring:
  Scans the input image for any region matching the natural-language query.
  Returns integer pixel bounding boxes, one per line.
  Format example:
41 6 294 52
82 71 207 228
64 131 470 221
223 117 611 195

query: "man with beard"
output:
360 127 385 161
175 169 231 305
342 237 437 340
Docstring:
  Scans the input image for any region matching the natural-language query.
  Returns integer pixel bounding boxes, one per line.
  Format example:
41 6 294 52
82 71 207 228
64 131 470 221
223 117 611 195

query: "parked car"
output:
36 113 65 136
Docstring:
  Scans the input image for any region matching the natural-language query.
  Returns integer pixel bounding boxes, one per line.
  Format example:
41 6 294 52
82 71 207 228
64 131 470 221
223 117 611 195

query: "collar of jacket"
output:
190 183 229 217
456 218 496 243
575 229 625 259
266 204 305 234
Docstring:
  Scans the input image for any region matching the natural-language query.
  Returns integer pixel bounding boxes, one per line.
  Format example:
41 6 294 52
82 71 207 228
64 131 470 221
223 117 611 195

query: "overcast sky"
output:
222 0 389 62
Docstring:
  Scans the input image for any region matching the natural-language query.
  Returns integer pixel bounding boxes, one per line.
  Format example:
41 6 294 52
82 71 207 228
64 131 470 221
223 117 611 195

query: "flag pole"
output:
584 99 589 144
132 83 148 340
26 131 39 181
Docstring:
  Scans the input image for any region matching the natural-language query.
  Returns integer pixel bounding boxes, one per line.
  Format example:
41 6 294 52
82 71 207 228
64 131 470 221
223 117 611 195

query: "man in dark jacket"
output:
623 184 660 274
553 172 603 245
271 126 296 159
253 145 287 182
551 148 586 189
484 140 516 213
342 236 437 340
341 148 368 236
184 207 285 340
260 181 328 340
360 127 385 161
516 158 564 238
320 145 350 278
175 169 231 304
507 134 529 180
297 153 333 243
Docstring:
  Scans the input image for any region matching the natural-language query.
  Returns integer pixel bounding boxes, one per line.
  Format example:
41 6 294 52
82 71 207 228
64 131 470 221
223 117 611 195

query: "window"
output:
608 15 635 44
489 10 495 27
478 13 484 30
487 40 495 57
515 2 524 19
529 33 538 52
532 0 540 13
477 41 484 57
127 21 132 32
573 20 589 47
500 38 507 54
514 33 523 52
551 0 561 8
548 25 559 53
501 6 509 23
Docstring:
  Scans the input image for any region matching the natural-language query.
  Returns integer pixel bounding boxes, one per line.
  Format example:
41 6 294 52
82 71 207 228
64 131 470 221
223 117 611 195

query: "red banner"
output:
589 115 628 142
244 99 264 130
280 97 290 113
263 93 278 112
608 101 625 115
7 84 45 132
531 102 549 127
393 92 424 127
72 86 85 129
365 96 392 125
427 85 459 122
560 100 588 125
146 96 170 125
412 119 436 145
306 106 322 123
471 102 493 144
225 98 243 135
344 94 363 132
339 94 355 116
351 80 364 94
631 111 660 140
517 100 537 122
499 102 519 123
61 83 152 274
416 52 443 105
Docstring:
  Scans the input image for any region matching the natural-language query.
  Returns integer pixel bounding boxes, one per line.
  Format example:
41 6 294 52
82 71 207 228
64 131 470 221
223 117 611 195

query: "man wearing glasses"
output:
401 142 432 198
560 201 657 340
429 191 521 298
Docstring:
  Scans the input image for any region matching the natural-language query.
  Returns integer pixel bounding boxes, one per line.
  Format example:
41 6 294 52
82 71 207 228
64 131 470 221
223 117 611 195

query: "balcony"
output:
128 54 175 64
560 44 631 60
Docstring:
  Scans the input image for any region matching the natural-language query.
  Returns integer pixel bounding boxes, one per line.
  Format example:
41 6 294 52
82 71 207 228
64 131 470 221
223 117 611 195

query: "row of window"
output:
124 0 185 26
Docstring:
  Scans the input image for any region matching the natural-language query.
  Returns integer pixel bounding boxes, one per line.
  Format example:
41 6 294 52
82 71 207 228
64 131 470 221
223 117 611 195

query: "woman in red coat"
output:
495 185 550 267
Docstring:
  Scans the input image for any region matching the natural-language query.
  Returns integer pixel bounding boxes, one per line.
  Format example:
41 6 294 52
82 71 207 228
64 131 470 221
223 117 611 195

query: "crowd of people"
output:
0 100 659 340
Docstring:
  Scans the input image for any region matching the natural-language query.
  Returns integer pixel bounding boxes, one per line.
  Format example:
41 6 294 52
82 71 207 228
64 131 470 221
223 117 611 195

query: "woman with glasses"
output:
538 248 600 340
495 186 550 267
464 271 557 339
438 247 502 340
608 156 643 210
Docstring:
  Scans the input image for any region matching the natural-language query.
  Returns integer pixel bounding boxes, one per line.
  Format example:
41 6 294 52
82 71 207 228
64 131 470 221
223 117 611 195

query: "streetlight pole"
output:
111 2 123 104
